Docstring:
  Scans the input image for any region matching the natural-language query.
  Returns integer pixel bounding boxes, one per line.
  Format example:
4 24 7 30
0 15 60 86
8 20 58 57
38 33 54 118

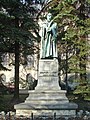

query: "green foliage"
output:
0 0 39 52
48 0 90 99
0 0 40 99
0 0 40 67
87 0 90 4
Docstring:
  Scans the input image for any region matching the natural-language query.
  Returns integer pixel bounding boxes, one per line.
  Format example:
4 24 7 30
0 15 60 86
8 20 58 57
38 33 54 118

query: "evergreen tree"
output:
47 0 90 99
0 0 40 100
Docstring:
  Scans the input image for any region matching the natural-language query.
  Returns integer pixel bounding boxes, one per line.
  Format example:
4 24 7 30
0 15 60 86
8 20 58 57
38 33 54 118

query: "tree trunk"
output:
14 41 19 100
65 46 68 91
79 57 87 82
79 0 87 83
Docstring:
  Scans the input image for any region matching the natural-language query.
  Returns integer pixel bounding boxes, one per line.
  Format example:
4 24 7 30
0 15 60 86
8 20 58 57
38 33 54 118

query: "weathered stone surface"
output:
15 109 76 116
39 59 58 76
36 59 60 91
14 59 78 117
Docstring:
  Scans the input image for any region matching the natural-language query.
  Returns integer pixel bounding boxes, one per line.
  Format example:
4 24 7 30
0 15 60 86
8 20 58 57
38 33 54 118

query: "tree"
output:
47 0 90 98
0 0 40 100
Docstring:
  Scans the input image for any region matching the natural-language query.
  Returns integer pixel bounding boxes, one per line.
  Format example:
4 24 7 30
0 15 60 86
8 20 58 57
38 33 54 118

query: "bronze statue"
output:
40 13 57 59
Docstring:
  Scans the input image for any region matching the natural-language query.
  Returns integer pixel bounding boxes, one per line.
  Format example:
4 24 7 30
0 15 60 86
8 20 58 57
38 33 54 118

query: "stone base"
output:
15 90 78 117
14 59 78 117
15 102 77 117
15 109 77 117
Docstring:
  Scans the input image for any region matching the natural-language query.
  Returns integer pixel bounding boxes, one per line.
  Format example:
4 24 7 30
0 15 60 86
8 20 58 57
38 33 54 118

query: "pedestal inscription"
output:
39 59 58 77
35 59 60 91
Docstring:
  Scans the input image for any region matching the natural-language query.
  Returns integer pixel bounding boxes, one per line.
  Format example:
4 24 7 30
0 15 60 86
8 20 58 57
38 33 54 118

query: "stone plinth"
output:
14 59 78 117
36 59 60 91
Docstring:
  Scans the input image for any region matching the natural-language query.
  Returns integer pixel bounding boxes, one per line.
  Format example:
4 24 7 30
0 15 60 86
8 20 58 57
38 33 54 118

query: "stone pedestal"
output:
14 59 78 117
36 59 60 91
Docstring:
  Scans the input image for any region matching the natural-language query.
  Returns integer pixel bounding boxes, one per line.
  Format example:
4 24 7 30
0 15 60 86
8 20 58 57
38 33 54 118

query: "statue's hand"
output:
47 27 52 33
47 30 50 33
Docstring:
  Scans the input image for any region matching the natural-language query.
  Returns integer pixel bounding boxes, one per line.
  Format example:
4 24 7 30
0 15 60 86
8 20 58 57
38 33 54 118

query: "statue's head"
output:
47 13 52 22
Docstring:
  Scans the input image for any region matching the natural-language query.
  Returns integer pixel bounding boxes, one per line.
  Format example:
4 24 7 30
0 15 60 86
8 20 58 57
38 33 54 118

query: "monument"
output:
40 13 57 59
14 13 78 117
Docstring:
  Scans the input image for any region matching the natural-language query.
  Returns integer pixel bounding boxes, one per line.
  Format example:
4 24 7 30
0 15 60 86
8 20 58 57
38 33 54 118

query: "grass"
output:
67 93 90 111
0 94 28 112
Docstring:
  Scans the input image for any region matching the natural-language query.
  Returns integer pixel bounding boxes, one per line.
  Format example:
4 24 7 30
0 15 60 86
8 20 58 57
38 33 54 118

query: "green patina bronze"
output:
40 13 58 59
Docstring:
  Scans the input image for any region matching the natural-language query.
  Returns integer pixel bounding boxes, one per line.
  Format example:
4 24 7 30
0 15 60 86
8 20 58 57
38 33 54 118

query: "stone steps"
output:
14 102 78 110
25 100 69 104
